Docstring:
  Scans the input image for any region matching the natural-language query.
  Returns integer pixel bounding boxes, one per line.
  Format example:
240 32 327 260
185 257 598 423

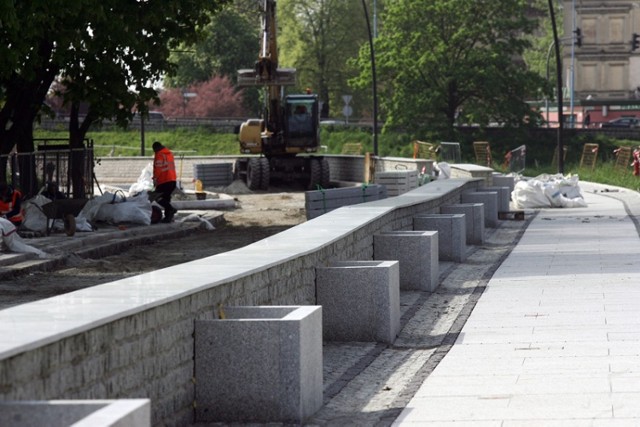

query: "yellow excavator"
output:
235 0 330 190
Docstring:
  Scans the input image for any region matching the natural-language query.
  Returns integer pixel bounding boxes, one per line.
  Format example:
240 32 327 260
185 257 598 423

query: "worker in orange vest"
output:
0 183 24 227
152 141 178 223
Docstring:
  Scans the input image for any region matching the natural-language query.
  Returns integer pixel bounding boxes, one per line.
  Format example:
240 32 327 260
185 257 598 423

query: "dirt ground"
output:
0 187 307 309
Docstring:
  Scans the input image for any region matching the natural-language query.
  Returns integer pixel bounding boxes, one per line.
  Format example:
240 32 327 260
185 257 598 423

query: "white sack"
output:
512 174 586 209
434 162 451 180
1 218 47 258
128 163 154 196
94 192 152 225
21 195 53 233
178 213 215 230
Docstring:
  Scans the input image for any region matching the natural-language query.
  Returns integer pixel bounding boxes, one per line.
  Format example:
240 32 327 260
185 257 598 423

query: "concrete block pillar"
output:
413 214 467 263
482 186 510 213
373 231 439 292
194 306 323 424
461 191 499 228
491 174 515 197
316 261 400 344
440 203 485 245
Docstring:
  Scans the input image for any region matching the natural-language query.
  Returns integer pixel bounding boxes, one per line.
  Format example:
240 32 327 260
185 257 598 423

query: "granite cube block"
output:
413 214 467 262
491 174 515 197
194 306 323 424
482 186 510 213
461 191 499 228
373 231 439 292
440 203 485 245
316 261 400 344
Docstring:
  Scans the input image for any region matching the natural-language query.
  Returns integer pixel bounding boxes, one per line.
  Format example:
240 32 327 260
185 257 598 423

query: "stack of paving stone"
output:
305 184 386 219
193 163 234 189
374 170 419 196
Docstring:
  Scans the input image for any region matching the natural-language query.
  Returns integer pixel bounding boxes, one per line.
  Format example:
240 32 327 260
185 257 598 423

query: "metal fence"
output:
3 138 94 198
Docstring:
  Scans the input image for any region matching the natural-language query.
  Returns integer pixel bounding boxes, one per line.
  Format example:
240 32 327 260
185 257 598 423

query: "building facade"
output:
566 0 640 101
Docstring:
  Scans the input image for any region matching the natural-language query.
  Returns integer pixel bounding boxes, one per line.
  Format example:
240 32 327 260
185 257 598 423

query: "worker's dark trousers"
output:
155 181 177 217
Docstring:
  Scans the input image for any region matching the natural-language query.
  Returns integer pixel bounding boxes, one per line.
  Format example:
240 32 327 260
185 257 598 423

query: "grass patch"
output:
34 129 239 157
523 161 640 192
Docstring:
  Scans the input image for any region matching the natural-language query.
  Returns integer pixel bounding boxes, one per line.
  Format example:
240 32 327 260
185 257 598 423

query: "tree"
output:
522 0 562 115
277 0 371 118
158 76 247 118
165 5 258 88
352 0 547 136
0 0 230 195
164 2 261 114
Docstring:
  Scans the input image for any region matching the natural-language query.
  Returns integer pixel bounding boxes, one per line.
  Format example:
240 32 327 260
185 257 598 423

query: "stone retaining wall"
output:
0 178 481 426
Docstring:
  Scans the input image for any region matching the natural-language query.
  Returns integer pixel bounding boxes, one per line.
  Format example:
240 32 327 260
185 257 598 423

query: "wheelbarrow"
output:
40 198 89 236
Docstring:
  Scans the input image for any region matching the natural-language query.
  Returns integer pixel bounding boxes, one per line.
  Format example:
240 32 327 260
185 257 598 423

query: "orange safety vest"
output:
153 147 177 185
0 189 24 224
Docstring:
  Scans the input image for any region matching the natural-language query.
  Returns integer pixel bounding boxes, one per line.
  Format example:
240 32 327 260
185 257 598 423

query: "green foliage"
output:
351 0 547 135
34 129 239 158
319 128 414 157
523 0 562 82
1 0 233 154
165 5 259 88
37 127 640 194
525 161 640 192
278 0 371 118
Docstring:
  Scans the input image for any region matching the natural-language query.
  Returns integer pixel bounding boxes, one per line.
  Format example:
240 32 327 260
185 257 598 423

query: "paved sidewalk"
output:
394 183 640 425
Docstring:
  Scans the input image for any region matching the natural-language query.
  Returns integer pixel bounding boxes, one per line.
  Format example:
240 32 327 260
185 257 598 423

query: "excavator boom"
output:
235 0 329 191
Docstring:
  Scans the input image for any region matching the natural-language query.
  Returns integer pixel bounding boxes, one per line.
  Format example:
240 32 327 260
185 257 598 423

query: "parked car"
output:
600 117 640 128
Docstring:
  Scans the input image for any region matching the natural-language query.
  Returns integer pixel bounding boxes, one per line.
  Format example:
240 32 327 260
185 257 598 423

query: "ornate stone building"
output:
566 0 640 101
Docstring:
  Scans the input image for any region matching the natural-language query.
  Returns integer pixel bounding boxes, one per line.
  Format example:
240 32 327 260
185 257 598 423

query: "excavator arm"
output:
235 0 327 191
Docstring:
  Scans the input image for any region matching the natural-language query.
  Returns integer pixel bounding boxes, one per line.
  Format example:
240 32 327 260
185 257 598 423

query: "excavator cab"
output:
284 94 319 152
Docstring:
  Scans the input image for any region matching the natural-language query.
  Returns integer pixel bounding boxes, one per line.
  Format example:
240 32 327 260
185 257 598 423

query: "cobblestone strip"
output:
308 214 535 426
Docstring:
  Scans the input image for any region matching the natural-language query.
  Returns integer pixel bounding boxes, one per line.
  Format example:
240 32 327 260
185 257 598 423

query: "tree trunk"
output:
68 102 96 199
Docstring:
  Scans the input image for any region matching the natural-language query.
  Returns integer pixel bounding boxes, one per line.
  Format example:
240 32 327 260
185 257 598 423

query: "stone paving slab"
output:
393 184 640 425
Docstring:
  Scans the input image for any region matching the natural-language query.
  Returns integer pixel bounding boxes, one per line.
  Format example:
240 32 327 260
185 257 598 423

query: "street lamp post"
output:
548 0 564 174
546 36 574 128
182 92 197 117
361 0 378 156
569 0 576 128
545 40 555 128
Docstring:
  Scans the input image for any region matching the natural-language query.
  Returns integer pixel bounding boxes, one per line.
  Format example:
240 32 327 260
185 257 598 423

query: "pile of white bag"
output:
21 191 153 234
512 174 587 209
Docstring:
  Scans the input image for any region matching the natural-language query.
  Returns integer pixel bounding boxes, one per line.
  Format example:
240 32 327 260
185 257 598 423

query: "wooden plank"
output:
473 141 492 167
614 146 632 170
580 143 599 170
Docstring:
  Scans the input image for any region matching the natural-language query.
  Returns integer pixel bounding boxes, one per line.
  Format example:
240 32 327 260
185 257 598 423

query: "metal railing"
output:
2 138 94 198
